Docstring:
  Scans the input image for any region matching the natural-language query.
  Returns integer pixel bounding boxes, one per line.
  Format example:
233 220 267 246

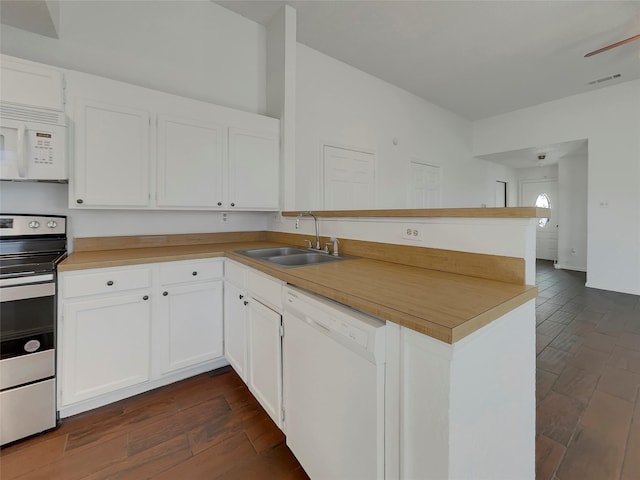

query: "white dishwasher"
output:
283 286 386 480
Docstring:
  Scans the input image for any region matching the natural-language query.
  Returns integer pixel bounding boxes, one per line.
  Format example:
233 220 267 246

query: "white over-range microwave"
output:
0 103 67 181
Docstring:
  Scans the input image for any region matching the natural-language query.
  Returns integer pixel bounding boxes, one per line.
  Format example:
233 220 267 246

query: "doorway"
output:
521 180 558 261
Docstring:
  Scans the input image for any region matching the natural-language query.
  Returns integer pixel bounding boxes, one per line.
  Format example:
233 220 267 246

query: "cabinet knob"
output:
106 280 114 286
243 300 249 306
192 271 198 276
239 294 244 300
163 291 168 296
230 203 235 207
217 202 222 206
143 295 149 301
76 199 84 204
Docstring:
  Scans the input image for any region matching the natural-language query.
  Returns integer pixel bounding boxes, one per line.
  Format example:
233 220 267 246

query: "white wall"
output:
0 0 266 114
295 44 515 210
473 80 640 295
558 156 588 272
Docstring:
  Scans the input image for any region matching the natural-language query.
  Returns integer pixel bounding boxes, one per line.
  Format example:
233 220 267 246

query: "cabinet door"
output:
60 293 151 405
247 298 282 428
156 116 225 208
223 282 248 381
228 127 279 210
73 99 150 207
157 280 223 375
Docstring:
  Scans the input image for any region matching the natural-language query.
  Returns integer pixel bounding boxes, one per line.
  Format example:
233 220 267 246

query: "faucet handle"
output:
304 239 313 248
330 237 340 256
323 243 331 254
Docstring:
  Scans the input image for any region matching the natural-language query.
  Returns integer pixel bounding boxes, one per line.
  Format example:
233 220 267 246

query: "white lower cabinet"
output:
61 292 152 405
223 281 248 381
58 260 226 417
247 298 283 428
385 301 536 480
223 260 284 429
157 280 223 375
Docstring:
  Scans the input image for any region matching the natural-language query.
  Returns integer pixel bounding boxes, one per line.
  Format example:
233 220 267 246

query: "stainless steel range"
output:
0 214 66 446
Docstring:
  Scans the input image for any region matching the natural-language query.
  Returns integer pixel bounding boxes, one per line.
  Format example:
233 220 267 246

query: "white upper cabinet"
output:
67 70 280 211
0 55 64 111
156 116 225 208
228 128 280 210
73 99 151 208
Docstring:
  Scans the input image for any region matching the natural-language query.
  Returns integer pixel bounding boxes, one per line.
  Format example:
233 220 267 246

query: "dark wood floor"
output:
0 367 309 480
535 260 640 480
3 261 639 479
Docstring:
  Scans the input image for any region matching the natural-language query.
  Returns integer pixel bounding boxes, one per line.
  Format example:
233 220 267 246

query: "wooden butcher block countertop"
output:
59 234 537 344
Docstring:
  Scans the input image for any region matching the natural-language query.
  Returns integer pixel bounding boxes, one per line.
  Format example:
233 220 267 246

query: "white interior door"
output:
521 180 558 261
323 145 374 210
410 161 441 208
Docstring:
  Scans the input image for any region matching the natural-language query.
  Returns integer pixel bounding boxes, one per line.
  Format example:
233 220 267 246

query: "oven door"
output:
0 278 55 360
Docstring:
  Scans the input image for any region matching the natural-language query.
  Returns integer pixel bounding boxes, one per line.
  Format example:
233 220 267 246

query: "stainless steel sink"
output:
238 246 309 258
236 246 351 267
265 253 344 267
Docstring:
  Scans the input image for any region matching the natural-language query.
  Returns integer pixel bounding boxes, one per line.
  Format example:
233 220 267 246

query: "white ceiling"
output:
216 0 640 121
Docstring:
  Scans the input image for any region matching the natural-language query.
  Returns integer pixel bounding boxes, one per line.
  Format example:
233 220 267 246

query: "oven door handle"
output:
0 274 55 288
0 282 55 302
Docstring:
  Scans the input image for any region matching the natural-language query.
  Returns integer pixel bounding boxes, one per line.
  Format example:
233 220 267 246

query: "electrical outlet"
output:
401 224 423 241
220 212 229 223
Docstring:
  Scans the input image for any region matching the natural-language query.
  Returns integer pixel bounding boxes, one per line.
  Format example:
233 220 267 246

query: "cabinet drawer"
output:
159 259 223 285
248 270 284 312
63 267 151 298
225 260 247 288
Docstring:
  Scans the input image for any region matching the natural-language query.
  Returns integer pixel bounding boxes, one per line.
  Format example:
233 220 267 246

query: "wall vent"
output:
587 73 622 85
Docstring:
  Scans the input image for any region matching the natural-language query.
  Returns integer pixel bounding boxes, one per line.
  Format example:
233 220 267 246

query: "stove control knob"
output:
47 221 58 228
29 221 40 229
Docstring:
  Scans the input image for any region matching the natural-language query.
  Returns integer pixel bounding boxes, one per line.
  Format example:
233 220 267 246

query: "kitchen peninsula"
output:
57 207 544 479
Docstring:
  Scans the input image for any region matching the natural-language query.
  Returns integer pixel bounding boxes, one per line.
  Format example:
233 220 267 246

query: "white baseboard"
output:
554 263 586 273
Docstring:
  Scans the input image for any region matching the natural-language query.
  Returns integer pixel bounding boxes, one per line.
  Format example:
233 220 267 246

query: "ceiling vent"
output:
587 73 622 85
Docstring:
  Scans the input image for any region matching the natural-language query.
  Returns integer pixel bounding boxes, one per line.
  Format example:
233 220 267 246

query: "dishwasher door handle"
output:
304 315 331 335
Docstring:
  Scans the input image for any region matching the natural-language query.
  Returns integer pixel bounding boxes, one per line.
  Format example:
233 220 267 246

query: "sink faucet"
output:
296 211 321 250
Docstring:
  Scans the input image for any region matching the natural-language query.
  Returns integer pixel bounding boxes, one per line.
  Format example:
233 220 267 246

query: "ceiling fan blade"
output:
584 33 640 57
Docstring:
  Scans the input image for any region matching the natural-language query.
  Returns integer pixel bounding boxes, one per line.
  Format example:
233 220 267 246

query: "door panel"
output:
156 116 224 208
74 100 150 207
323 145 375 210
410 161 441 208
521 181 558 261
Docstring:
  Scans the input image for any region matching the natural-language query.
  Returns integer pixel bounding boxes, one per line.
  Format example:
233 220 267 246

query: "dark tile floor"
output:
535 260 640 480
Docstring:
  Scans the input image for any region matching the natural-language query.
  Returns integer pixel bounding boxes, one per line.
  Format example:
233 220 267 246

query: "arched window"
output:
536 193 551 227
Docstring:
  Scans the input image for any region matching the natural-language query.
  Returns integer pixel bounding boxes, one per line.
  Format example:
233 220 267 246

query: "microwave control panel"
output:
31 131 55 165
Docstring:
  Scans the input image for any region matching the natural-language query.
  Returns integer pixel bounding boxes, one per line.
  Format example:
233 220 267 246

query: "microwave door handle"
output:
16 123 27 178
